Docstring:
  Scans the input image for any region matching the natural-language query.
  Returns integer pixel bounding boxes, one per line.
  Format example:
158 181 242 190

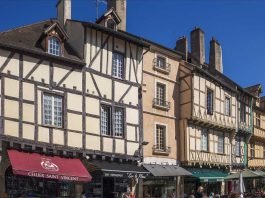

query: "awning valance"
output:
225 169 263 180
8 150 92 182
87 160 150 179
187 168 228 182
143 164 192 177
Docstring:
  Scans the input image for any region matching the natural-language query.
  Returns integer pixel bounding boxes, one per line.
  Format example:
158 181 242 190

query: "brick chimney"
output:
176 36 188 61
107 0 126 31
190 27 205 65
57 0 71 27
209 38 223 73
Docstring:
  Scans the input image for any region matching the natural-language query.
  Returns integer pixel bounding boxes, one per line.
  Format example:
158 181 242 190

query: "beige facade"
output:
248 87 265 168
142 45 181 165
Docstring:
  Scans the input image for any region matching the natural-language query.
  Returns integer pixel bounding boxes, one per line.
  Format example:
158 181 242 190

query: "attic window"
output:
106 19 116 30
48 36 61 56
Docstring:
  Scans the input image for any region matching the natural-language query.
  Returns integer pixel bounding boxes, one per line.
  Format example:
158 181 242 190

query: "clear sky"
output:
0 0 265 93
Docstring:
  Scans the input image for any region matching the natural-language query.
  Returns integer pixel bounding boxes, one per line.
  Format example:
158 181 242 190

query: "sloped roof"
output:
245 84 262 97
0 19 84 64
96 7 121 24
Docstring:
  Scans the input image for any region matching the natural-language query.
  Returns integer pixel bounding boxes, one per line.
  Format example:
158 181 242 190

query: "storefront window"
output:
5 167 75 198
143 178 176 198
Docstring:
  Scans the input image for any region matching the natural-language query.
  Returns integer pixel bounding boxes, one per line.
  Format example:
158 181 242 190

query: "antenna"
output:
95 0 107 19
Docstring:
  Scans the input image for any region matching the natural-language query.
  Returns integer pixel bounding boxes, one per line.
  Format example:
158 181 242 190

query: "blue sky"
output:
0 0 265 92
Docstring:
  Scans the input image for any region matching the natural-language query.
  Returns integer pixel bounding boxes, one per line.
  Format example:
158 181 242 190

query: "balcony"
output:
248 158 265 168
153 58 171 74
152 145 171 155
238 121 252 134
253 127 265 139
189 150 230 165
153 98 170 110
192 107 236 131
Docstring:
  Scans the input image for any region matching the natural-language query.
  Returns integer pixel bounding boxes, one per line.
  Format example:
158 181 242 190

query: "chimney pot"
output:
176 36 188 61
57 0 71 27
209 38 223 73
190 27 205 65
107 0 127 31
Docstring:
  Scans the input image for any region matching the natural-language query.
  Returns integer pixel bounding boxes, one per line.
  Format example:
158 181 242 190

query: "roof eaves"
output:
68 19 150 48
0 42 85 67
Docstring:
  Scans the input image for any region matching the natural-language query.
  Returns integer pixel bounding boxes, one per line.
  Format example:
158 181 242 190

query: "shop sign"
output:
27 171 79 181
127 172 148 179
103 172 149 178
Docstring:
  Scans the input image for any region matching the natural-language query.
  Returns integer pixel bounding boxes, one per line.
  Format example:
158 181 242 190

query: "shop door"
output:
103 177 115 198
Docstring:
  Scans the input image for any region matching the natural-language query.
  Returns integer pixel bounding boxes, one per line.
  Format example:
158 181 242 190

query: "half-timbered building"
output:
0 0 150 197
246 85 265 169
177 27 255 195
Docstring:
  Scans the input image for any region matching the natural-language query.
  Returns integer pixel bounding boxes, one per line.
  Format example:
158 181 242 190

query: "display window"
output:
5 167 75 198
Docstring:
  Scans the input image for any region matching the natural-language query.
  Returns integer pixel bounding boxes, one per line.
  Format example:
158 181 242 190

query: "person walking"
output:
194 186 204 198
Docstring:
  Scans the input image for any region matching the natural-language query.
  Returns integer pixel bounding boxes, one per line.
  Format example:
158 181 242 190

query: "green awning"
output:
187 168 228 182
225 169 263 180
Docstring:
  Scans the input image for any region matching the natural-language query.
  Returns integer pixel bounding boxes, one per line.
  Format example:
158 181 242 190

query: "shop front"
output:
184 168 228 196
84 160 150 198
5 149 92 198
143 164 192 198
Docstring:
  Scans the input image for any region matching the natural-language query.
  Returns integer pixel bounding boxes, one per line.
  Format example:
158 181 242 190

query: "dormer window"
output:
106 18 116 30
48 36 61 56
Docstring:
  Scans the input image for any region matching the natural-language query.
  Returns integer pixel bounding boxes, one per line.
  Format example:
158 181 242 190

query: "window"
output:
240 102 246 123
100 105 124 137
225 97 231 116
156 83 166 106
235 136 241 156
217 132 224 154
201 129 208 151
48 37 61 56
112 52 124 79
250 143 255 158
156 125 166 151
43 93 63 127
106 19 116 30
114 108 124 137
263 144 265 158
157 56 166 69
256 113 261 128
207 89 214 115
101 105 111 136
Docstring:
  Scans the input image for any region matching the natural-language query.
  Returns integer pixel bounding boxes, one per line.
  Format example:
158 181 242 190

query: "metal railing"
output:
152 145 171 154
153 58 171 73
153 98 170 110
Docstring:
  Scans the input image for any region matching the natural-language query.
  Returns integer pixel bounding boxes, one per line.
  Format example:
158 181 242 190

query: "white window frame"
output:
217 132 224 154
235 136 241 156
113 107 124 137
100 104 125 138
206 88 214 115
100 105 112 136
225 96 231 116
48 36 61 56
42 93 63 128
156 55 167 69
112 52 125 79
155 124 167 151
201 128 208 152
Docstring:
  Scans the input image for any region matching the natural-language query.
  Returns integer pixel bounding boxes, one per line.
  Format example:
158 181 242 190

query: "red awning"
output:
7 150 92 182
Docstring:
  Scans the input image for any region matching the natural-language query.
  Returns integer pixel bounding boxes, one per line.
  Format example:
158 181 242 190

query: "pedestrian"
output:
194 186 204 198
209 192 214 198
81 191 86 198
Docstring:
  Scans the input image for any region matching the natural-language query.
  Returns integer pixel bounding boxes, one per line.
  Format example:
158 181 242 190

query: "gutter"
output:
0 42 86 67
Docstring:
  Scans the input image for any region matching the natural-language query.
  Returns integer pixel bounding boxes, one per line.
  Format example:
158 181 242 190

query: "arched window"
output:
48 37 61 56
106 19 116 30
